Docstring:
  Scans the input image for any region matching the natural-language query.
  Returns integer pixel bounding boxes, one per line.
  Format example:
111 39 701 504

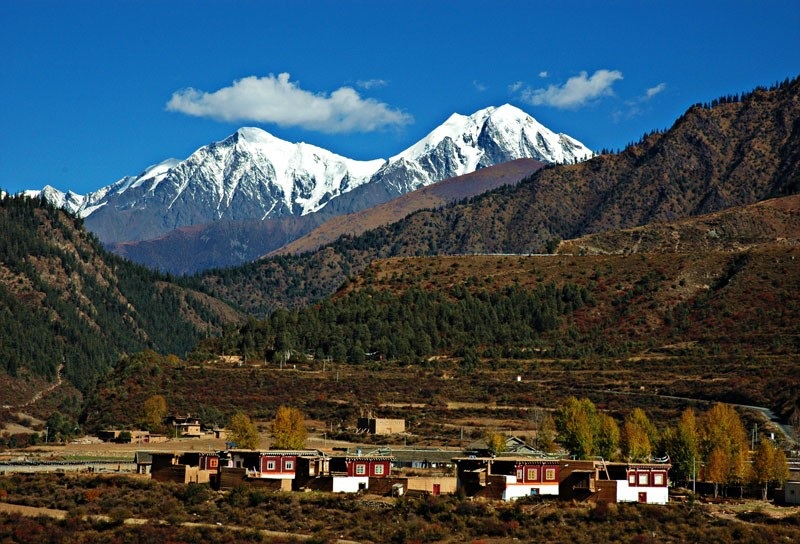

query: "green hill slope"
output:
0 195 241 403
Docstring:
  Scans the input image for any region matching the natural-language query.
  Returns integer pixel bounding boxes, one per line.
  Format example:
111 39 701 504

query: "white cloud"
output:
519 69 624 109
615 82 668 121
166 73 412 133
356 78 388 90
473 80 487 92
508 81 525 93
645 83 667 99
538 71 548 78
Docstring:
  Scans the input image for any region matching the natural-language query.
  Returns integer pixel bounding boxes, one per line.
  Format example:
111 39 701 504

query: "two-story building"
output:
164 415 203 438
559 460 670 504
452 457 671 504
218 449 324 491
323 454 394 493
454 456 561 500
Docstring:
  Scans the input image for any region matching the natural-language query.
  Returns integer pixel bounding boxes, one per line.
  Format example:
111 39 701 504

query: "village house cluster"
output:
135 445 672 505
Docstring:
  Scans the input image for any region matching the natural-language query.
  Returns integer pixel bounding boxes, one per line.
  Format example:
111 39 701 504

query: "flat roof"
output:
452 456 560 463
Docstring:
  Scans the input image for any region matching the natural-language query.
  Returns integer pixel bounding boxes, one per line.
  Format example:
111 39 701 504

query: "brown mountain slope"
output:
176 244 799 431
426 78 800 254
355 242 799 358
269 158 546 256
109 213 328 275
557 194 800 255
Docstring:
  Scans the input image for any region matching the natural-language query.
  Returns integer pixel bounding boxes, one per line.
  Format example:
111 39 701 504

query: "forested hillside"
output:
199 243 800 366
95 238 799 433
196 77 800 316
0 194 241 396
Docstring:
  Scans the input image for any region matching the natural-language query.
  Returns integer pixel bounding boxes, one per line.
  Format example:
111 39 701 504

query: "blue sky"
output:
1 0 798 195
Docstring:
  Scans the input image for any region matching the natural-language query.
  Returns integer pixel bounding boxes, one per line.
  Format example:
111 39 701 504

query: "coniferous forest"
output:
0 194 238 393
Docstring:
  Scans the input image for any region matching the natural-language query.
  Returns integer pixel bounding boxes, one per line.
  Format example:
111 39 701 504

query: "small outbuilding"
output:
356 418 406 435
783 481 800 505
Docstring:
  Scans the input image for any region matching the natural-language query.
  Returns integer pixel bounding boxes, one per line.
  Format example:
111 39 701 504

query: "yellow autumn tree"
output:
228 412 259 449
752 440 790 500
706 446 730 498
621 408 656 462
485 431 508 455
142 395 167 431
271 406 307 449
596 413 620 460
556 397 597 459
662 408 700 482
621 420 651 462
537 414 558 453
700 403 749 496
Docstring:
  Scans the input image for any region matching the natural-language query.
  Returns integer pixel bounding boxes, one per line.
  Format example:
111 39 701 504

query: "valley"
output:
1 77 800 543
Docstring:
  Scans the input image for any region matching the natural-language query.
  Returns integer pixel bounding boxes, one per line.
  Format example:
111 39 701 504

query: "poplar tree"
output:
621 408 655 462
271 406 307 449
537 414 558 453
556 397 598 459
622 420 652 462
485 431 508 455
700 403 748 496
752 440 790 500
661 408 699 482
596 413 620 460
142 395 168 431
228 412 259 449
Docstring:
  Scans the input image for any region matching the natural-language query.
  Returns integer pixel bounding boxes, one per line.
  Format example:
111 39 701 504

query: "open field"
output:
78 351 799 452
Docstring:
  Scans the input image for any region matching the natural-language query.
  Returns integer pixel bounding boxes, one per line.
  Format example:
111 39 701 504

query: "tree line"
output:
552 397 789 498
192 282 592 365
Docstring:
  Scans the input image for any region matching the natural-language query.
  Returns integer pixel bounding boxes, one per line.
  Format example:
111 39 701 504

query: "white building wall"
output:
332 476 369 493
501 475 559 501
616 480 669 504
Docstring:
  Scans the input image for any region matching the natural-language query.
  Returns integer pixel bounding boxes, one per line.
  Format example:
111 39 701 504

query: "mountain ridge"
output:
194 77 800 316
268 158 548 258
31 104 592 254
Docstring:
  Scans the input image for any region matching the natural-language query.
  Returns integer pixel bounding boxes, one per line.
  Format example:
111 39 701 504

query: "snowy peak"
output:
33 105 592 247
21 185 87 215
481 104 593 164
372 104 592 196
391 104 591 171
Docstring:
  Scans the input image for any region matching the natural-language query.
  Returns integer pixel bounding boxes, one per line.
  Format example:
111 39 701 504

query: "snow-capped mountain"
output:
34 104 593 246
365 104 592 198
79 129 385 244
22 185 87 215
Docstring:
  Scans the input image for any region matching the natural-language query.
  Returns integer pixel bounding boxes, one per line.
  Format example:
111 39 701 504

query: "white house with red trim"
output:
559 460 671 504
328 454 393 493
219 449 325 490
453 457 561 500
615 463 670 504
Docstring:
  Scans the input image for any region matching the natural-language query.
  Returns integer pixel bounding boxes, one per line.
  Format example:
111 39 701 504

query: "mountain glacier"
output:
34 104 593 245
